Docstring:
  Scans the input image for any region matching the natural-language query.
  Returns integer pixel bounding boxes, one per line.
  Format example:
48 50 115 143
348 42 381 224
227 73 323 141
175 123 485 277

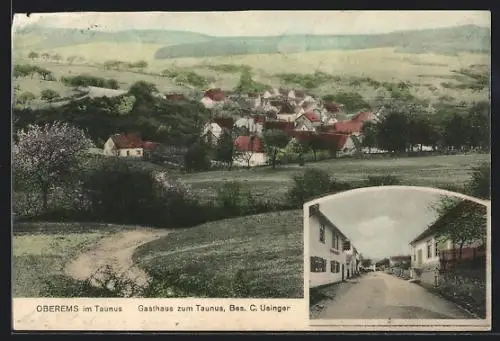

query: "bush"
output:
466 162 490 200
61 75 120 89
215 181 255 216
184 142 212 172
81 159 198 228
43 265 144 298
287 169 332 206
40 89 60 102
363 175 401 187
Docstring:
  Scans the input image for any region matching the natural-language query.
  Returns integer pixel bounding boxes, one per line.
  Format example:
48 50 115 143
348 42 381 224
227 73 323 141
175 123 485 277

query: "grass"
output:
13 46 490 105
12 222 131 297
132 210 304 298
182 153 491 203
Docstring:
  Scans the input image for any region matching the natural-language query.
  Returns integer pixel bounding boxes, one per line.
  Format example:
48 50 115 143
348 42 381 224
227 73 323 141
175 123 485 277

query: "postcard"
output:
11 10 491 331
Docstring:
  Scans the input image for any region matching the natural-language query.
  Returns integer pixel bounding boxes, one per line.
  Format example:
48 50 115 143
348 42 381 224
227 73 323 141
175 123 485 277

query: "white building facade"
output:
309 203 351 288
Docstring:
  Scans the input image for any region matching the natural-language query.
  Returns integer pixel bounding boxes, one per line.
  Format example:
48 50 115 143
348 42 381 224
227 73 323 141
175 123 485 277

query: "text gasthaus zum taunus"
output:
35 304 292 314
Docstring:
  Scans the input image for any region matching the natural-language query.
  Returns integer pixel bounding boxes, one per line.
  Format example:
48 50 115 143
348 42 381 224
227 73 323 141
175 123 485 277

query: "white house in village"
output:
103 133 144 158
234 117 263 135
345 246 361 279
202 122 224 144
409 200 487 284
309 203 355 288
103 133 159 158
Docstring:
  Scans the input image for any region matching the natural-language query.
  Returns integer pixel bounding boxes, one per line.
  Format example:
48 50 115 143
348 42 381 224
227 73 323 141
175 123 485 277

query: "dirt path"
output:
315 272 475 319
65 228 171 288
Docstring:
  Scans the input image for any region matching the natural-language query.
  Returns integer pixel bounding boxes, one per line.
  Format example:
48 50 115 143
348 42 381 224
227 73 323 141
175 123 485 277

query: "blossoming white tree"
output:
13 121 94 211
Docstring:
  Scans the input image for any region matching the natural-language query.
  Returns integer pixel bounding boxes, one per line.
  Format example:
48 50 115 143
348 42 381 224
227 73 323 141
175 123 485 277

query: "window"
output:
136 150 142 155
330 261 340 273
311 257 326 272
427 240 432 258
434 239 439 258
319 224 325 243
332 232 339 250
413 250 416 261
126 150 130 156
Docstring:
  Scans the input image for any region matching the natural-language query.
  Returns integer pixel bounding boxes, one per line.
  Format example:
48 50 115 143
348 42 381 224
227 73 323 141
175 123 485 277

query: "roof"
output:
352 111 377 123
264 120 294 131
110 133 144 149
165 93 187 101
310 204 349 241
303 111 321 122
204 88 225 101
213 117 235 130
279 88 289 96
142 141 160 151
318 133 350 150
333 120 364 134
324 101 343 113
409 200 487 245
294 90 306 98
109 133 160 151
234 135 264 153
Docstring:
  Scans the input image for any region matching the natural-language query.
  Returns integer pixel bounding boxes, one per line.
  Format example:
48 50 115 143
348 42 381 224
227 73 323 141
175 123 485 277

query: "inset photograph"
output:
306 186 489 325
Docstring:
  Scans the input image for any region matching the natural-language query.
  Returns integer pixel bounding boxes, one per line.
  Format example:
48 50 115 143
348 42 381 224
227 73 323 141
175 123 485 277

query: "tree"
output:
67 55 78 65
322 91 370 113
128 80 159 104
466 162 490 200
361 121 378 153
443 114 469 151
16 91 36 105
184 141 211 172
432 197 487 260
234 68 270 94
263 129 290 169
36 68 54 81
215 130 238 170
361 258 373 268
40 89 60 102
467 101 490 151
52 54 63 62
376 111 410 153
13 122 94 211
28 51 39 60
376 258 390 268
407 115 439 151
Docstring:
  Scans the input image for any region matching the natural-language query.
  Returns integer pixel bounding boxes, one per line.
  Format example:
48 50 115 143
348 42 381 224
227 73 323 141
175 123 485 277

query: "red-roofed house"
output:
295 111 322 132
264 120 294 132
234 135 264 153
233 135 267 167
352 111 378 123
201 88 226 108
333 120 365 135
318 133 354 153
103 133 159 158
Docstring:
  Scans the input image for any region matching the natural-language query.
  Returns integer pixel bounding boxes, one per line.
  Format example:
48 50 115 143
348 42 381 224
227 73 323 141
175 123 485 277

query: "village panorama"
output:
12 12 490 306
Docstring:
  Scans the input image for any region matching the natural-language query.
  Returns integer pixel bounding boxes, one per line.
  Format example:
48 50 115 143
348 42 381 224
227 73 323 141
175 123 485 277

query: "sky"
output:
12 11 490 37
318 188 445 261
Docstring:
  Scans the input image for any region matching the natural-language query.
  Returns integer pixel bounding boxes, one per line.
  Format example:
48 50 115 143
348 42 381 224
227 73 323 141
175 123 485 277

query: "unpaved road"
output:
315 272 475 319
65 228 171 287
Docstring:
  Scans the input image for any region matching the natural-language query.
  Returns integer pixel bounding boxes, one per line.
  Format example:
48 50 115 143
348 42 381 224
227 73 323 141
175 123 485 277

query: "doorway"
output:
342 264 345 281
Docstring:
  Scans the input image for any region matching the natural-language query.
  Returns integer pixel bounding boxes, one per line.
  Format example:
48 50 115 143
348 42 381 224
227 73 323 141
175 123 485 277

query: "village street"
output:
315 272 474 319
